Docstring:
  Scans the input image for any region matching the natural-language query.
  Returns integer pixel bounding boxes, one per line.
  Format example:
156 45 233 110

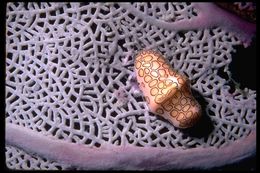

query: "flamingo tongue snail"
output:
134 50 201 128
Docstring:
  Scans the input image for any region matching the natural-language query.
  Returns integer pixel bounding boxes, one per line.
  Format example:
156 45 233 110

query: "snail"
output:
134 50 201 128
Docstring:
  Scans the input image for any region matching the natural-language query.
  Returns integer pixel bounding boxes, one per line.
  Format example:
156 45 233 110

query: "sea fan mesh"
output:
5 145 69 170
6 2 256 170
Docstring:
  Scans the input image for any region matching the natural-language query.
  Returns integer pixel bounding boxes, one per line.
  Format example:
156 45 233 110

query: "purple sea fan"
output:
6 2 256 170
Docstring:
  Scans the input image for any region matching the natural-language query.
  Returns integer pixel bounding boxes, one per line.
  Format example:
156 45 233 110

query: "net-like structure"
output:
6 2 256 170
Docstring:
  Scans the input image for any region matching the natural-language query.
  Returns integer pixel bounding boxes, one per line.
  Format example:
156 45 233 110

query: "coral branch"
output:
120 3 256 47
6 123 256 170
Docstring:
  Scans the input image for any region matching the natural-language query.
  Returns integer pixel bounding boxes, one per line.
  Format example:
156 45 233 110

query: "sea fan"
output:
6 2 256 170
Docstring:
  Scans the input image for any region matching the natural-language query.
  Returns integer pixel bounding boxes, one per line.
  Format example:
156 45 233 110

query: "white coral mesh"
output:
5 2 256 170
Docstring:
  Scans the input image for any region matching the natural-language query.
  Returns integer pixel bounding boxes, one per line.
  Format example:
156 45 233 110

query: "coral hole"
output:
229 38 256 90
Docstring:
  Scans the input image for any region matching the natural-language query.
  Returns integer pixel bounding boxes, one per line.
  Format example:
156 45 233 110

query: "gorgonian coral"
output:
6 2 256 170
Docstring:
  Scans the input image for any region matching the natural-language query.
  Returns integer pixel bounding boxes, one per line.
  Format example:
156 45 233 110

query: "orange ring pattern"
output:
135 50 201 128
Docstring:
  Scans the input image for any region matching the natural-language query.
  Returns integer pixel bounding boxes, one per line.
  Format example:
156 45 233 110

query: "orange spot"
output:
181 118 190 124
174 104 182 111
180 119 191 127
186 111 193 118
155 94 164 104
144 68 150 74
157 57 165 64
138 69 144 77
161 88 169 95
156 108 164 114
158 81 165 89
165 79 173 86
177 113 185 121
151 71 159 77
143 55 153 62
178 78 184 85
168 87 177 96
190 100 196 106
158 76 165 81
151 61 160 70
144 75 152 83
171 95 179 104
168 69 175 76
172 82 178 88
149 79 158 87
174 91 182 99
158 69 166 77
170 110 178 117
153 52 161 58
162 101 173 111
150 88 159 96
183 104 190 112
135 55 142 62
180 98 187 105
162 63 170 69
143 62 151 67
135 61 141 69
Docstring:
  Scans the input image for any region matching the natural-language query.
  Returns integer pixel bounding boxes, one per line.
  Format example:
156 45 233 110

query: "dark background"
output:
229 37 256 90
217 38 256 171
